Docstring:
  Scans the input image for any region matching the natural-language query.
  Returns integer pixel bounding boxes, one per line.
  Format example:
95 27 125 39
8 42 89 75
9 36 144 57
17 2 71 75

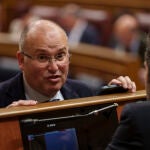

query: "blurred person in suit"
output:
106 35 150 150
0 19 136 108
57 4 101 46
109 12 145 56
109 12 146 87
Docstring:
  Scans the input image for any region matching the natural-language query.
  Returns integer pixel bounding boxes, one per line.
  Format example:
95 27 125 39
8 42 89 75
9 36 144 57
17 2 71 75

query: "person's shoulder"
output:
84 23 99 35
0 73 22 91
0 73 24 108
124 101 150 110
121 100 150 118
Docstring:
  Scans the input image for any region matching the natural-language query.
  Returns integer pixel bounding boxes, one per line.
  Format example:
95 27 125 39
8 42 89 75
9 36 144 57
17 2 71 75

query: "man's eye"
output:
56 53 65 60
37 55 48 61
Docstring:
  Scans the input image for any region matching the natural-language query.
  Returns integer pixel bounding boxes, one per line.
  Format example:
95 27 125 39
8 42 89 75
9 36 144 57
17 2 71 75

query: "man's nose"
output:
47 60 59 72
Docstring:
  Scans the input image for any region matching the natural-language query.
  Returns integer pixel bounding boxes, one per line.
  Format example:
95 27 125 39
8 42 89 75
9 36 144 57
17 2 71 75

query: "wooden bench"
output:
2 0 150 34
69 43 143 90
3 0 150 10
0 90 146 150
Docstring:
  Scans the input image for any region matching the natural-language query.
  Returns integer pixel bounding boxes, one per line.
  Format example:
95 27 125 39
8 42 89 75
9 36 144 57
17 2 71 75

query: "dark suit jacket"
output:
0 73 96 108
80 23 101 45
106 101 150 150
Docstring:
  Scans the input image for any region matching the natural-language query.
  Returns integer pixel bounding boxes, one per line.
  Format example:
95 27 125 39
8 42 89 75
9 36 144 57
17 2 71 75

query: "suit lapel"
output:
6 73 26 100
61 82 80 100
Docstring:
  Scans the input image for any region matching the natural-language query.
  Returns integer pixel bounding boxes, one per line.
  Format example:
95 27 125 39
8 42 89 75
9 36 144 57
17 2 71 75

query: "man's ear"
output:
16 51 24 71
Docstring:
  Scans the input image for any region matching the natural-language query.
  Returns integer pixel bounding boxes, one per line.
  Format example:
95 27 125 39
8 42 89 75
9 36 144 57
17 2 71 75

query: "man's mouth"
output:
46 75 61 82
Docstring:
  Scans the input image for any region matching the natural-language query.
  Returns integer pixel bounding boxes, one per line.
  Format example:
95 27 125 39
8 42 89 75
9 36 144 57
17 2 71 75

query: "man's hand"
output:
108 76 136 93
7 100 38 108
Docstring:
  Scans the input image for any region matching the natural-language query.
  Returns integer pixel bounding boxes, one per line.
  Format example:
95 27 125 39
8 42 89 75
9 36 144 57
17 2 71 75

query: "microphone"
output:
20 103 118 124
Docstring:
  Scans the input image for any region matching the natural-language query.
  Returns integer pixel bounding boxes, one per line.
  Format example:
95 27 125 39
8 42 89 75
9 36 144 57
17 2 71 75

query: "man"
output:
106 35 150 150
58 4 101 46
0 19 135 108
109 13 144 55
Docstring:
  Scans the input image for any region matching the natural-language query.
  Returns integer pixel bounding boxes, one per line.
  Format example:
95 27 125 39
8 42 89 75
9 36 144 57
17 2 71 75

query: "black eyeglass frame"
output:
20 51 71 63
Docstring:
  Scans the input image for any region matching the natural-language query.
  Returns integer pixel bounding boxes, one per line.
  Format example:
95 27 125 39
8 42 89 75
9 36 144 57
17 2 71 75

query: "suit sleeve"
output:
106 104 142 150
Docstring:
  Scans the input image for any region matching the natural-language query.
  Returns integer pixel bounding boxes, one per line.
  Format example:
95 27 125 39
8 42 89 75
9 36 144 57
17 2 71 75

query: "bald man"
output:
109 13 143 55
0 19 136 108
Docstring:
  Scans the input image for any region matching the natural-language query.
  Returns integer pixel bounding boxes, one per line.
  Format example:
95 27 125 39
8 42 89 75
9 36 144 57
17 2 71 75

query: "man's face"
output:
18 28 69 97
114 15 138 47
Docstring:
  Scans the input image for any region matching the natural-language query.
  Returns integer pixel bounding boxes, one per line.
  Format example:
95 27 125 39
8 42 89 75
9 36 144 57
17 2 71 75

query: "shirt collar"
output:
23 75 64 103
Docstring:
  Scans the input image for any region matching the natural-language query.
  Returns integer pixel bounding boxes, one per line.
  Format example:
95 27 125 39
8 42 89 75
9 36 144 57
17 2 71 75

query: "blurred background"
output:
0 0 149 90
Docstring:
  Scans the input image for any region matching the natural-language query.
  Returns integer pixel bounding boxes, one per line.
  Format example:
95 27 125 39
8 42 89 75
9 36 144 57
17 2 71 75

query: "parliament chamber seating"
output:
69 43 144 90
1 1 149 46
0 1 148 149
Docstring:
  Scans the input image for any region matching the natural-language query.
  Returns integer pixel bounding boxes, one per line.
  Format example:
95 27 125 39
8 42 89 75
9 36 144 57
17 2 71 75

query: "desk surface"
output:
0 90 146 119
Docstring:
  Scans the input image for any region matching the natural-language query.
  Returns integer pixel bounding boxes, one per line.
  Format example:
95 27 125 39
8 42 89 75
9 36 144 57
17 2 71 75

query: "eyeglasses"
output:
21 51 70 65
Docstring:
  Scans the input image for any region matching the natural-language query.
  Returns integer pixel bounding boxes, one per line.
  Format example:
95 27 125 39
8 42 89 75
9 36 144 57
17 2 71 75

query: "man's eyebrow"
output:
58 47 67 51
34 49 47 52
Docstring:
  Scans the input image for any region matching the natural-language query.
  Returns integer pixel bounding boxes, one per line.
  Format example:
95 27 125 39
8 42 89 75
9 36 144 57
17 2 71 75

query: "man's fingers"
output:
108 76 124 86
131 81 136 92
108 76 136 93
6 100 37 108
17 100 38 106
124 76 134 89
118 76 136 92
6 101 18 108
117 76 129 89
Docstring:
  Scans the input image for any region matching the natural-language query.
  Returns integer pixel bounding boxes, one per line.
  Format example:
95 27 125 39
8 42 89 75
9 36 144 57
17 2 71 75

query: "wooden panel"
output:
0 90 146 150
0 118 23 150
25 0 150 10
3 0 150 11
0 90 146 119
2 0 149 34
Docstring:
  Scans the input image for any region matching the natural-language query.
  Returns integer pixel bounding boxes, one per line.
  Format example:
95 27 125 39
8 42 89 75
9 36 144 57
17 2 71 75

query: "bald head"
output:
19 19 68 52
114 14 138 33
113 14 139 46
